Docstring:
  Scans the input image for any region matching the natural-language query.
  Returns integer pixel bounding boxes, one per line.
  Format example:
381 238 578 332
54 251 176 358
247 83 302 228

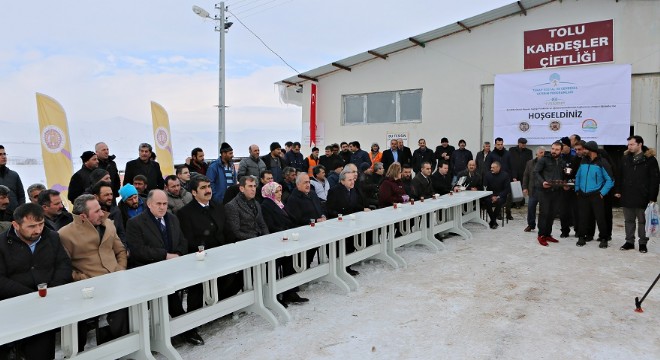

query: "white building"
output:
278 0 659 152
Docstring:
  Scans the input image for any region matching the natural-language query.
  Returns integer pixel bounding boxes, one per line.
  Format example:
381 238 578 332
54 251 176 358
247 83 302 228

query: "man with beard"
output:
38 189 73 231
186 147 209 176
225 176 269 241
58 195 128 352
434 138 455 170
432 162 453 196
95 142 121 197
0 185 12 232
261 142 285 183
400 164 417 200
207 142 237 204
412 139 435 174
381 139 401 172
310 165 330 202
123 143 164 192
92 181 126 246
256 170 273 203
177 175 242 305
339 142 352 165
533 142 565 247
412 161 434 199
0 203 72 359
238 144 267 178
485 137 514 220
319 145 342 170
397 139 413 167
117 184 145 228
68 150 99 203
0 145 25 212
450 139 473 176
559 137 580 238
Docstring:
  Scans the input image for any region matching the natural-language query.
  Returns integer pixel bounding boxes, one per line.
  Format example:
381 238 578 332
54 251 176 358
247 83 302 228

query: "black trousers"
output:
538 190 561 237
485 196 505 225
577 192 610 240
0 329 55 360
560 190 576 234
77 308 128 352
187 272 244 311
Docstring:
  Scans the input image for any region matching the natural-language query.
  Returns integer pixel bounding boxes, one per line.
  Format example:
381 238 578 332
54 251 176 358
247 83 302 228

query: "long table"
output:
0 190 491 359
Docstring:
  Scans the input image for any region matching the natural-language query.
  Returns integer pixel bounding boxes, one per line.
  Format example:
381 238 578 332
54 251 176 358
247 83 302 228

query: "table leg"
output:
320 243 351 294
148 296 182 360
245 264 279 328
126 302 157 360
60 323 78 358
336 237 359 291
385 224 407 268
262 260 292 324
467 199 490 228
451 206 472 239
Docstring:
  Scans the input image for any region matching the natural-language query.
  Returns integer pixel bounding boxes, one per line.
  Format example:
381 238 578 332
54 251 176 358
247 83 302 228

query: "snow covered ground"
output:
163 207 659 360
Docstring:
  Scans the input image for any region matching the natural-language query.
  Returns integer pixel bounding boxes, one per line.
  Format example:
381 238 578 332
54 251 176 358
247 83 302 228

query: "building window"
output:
342 89 422 125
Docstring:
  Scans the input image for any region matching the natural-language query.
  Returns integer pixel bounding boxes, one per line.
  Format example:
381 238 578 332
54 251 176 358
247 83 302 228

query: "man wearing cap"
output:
207 142 237 204
559 136 579 238
434 137 455 169
614 135 659 254
123 143 164 192
0 145 25 213
67 151 99 203
117 184 145 228
261 142 285 183
574 141 615 248
412 139 435 174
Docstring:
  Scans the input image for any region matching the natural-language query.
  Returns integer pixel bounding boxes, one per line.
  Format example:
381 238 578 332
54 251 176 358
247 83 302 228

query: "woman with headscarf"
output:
259 182 309 306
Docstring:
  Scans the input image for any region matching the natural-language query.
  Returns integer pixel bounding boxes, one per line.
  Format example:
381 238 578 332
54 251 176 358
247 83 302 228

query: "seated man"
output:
431 162 453 195
412 161 434 199
310 165 330 201
58 195 128 351
177 175 242 304
225 176 269 241
118 184 145 228
91 181 126 246
0 203 72 359
164 175 192 214
132 174 149 199
285 173 327 268
483 161 511 229
38 189 73 231
125 190 203 346
455 160 483 190
27 183 47 204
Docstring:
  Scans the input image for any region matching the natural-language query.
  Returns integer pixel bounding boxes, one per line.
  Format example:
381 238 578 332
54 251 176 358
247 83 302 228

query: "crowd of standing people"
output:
0 132 657 358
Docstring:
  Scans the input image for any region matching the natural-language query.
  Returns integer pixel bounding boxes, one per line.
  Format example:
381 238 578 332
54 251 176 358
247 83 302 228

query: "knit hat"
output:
517 137 528 144
584 141 599 152
220 142 233 153
119 184 138 201
80 151 96 162
270 142 282 152
560 137 571 147
441 137 449 144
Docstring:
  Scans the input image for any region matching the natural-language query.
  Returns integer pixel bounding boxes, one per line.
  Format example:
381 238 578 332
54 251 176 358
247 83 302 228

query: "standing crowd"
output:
0 133 657 358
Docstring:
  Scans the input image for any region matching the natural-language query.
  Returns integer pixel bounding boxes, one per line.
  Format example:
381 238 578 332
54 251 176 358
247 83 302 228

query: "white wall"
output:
299 0 659 152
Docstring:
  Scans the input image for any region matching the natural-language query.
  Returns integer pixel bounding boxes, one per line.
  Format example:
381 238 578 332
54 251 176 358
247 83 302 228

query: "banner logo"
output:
41 125 66 154
519 122 530 132
549 121 561 132
582 119 598 132
155 126 170 150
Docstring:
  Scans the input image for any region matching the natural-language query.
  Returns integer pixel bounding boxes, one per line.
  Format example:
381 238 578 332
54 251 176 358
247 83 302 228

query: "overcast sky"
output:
1 0 512 157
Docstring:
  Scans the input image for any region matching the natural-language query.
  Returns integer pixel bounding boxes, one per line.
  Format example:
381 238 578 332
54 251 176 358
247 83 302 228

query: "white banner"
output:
494 64 631 145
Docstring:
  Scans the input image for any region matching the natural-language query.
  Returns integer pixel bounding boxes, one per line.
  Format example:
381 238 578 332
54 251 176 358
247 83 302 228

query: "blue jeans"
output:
527 194 539 228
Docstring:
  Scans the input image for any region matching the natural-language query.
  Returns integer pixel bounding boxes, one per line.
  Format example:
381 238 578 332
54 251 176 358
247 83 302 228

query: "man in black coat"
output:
0 203 72 359
177 175 242 307
412 139 436 174
285 173 326 268
123 143 164 192
95 142 121 197
450 140 473 176
434 137 455 170
431 162 453 195
485 137 514 220
0 145 25 212
38 189 73 231
397 139 413 167
412 161 434 199
125 189 204 346
68 150 99 203
381 139 400 172
533 142 566 246
615 135 660 253
509 138 533 185
483 161 511 229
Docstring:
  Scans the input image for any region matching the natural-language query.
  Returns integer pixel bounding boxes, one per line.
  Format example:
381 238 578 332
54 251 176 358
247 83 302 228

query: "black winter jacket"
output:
617 148 660 208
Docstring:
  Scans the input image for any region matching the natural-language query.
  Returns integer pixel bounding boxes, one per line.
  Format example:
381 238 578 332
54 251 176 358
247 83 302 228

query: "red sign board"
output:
524 20 613 70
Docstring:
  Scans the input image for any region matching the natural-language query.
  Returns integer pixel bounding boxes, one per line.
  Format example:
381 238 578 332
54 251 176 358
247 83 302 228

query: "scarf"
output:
261 182 284 209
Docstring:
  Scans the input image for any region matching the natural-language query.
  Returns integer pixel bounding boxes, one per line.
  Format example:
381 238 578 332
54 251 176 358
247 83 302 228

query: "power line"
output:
239 0 295 19
234 0 280 16
231 0 272 12
226 8 299 74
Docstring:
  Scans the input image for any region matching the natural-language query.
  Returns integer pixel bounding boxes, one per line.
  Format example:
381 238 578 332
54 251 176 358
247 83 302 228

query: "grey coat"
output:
522 158 538 197
238 157 267 178
224 194 269 241
167 188 193 214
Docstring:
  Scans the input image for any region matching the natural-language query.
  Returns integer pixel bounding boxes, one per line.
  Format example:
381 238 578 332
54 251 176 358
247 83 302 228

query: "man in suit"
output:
123 143 164 192
125 190 204 346
285 173 327 268
381 139 401 172
397 139 413 167
224 176 269 241
177 175 242 305
412 161 434 199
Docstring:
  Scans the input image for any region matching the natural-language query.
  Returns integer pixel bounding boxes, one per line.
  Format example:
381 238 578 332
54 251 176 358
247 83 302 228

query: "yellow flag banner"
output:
35 93 74 205
150 101 174 176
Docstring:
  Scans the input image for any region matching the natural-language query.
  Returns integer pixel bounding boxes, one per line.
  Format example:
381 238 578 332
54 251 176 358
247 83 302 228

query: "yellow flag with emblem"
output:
35 93 74 207
150 101 175 177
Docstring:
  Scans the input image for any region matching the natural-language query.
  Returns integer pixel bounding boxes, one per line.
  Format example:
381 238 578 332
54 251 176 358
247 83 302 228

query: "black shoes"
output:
560 233 570 238
346 267 360 276
620 242 635 251
506 215 514 221
434 233 444 242
598 239 608 248
282 291 309 304
524 226 535 232
639 244 648 253
490 222 499 229
576 238 586 247
182 329 204 346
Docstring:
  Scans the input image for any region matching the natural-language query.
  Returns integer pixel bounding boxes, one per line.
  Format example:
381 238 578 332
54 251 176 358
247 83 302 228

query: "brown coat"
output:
59 214 127 281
